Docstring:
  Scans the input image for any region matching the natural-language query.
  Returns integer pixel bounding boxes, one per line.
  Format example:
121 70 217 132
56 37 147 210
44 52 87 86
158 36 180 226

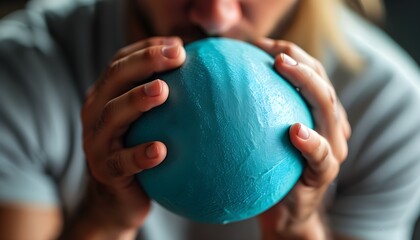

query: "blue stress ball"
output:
125 38 313 224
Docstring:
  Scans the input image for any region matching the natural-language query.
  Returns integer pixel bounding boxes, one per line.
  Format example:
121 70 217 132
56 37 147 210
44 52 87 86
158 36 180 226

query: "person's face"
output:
135 0 298 44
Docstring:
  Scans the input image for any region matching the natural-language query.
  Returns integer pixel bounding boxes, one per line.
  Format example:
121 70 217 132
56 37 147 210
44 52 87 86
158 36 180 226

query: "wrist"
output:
60 181 147 240
61 213 138 240
261 211 330 240
60 199 139 240
59 203 139 240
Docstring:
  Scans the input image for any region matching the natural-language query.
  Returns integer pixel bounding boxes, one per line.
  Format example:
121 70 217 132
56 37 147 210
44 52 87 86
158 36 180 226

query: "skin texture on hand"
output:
63 37 186 239
253 38 351 240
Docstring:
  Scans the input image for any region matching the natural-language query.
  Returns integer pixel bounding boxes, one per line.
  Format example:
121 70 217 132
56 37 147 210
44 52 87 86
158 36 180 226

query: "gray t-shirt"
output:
0 1 419 239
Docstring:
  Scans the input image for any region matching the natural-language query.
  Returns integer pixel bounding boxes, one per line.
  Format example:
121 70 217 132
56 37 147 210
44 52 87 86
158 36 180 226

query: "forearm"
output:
261 211 329 240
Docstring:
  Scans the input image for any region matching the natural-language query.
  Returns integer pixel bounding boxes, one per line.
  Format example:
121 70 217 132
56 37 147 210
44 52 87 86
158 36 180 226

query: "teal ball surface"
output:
125 38 313 224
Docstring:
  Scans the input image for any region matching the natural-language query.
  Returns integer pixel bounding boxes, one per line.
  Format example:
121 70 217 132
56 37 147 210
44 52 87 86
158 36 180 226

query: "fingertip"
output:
143 141 167 169
156 79 170 99
142 79 170 105
144 79 163 97
296 123 310 140
161 83 170 106
273 55 287 75
289 123 317 154
154 141 168 159
344 120 352 140
175 36 184 45
163 44 181 59
178 44 187 62
161 44 186 68
289 123 310 140
273 55 282 69
145 142 159 159
289 123 300 135
275 53 298 68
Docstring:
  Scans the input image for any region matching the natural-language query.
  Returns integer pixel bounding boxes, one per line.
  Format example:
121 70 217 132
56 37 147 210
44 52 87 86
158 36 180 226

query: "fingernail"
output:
297 124 310 140
281 53 298 66
146 143 159 159
162 45 180 58
144 80 162 97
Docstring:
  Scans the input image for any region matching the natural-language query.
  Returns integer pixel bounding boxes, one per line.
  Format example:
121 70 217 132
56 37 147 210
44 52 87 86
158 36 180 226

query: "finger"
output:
94 80 169 143
112 36 183 61
98 44 185 100
103 141 167 179
84 44 185 128
275 53 337 131
253 38 328 79
289 123 339 188
277 53 349 161
339 102 352 140
255 38 345 141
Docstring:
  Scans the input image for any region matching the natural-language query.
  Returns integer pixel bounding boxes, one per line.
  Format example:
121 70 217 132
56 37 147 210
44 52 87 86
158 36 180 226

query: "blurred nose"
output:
189 0 242 35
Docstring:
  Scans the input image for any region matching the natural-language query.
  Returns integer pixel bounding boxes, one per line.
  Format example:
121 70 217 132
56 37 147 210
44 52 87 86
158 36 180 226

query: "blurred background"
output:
1 0 419 65
0 0 419 239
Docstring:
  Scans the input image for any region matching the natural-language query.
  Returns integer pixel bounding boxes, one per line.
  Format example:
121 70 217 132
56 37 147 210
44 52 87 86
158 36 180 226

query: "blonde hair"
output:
282 0 363 71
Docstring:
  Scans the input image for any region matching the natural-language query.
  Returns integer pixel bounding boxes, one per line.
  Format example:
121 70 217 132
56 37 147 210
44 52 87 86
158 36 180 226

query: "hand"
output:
79 37 186 238
253 38 351 239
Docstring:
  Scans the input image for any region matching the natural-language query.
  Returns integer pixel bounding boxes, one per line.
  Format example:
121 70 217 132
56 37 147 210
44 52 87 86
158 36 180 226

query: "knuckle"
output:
143 47 161 60
317 64 331 81
106 59 124 78
306 137 329 167
95 100 116 133
344 118 352 140
279 41 296 56
324 86 341 124
102 101 117 122
315 139 330 165
326 85 337 107
336 141 348 163
297 63 315 80
327 84 336 97
132 148 146 171
145 38 159 47
314 155 339 185
324 161 339 183
113 48 127 60
313 59 324 75
139 47 164 71
107 152 124 177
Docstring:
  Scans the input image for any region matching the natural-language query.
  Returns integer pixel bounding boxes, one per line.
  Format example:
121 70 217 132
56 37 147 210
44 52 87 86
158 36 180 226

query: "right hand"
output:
80 37 186 236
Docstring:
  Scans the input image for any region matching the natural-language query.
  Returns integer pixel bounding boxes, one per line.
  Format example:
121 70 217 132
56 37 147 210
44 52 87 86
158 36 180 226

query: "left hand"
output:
253 38 351 239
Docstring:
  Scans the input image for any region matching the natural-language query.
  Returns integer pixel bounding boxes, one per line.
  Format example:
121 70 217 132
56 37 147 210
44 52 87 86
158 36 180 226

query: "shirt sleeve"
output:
327 56 420 240
0 68 60 206
0 13 61 206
